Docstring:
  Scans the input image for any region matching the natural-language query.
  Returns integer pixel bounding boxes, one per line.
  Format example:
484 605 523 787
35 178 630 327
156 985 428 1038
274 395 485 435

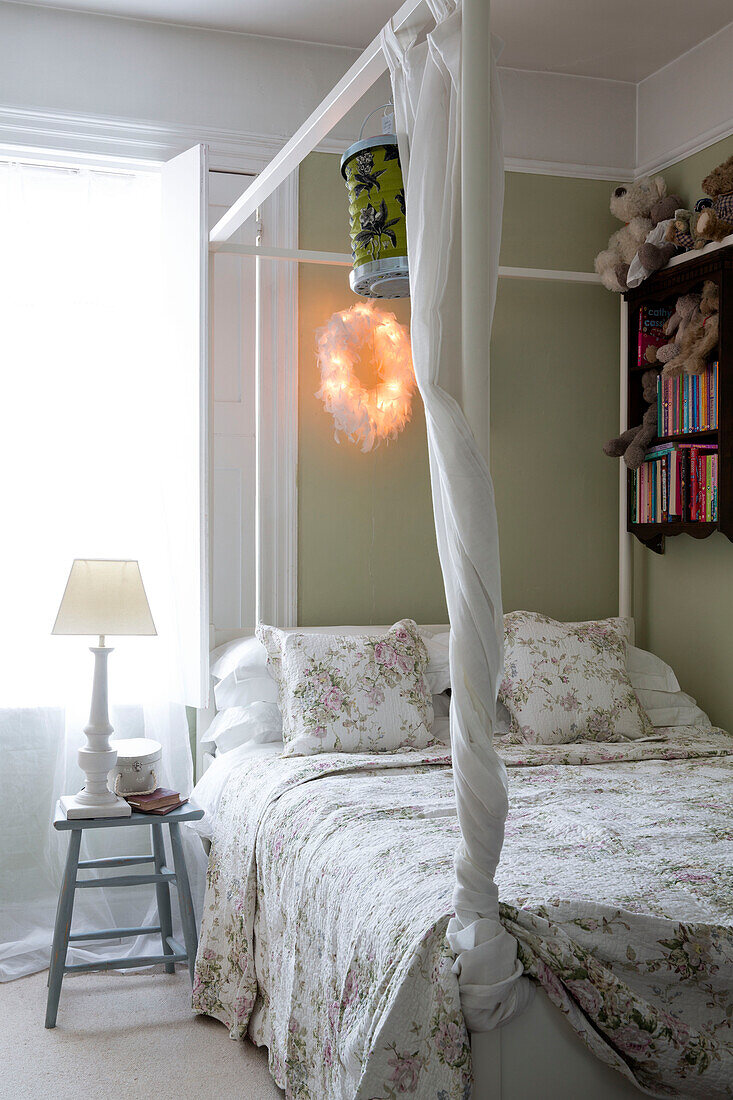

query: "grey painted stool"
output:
46 800 204 1029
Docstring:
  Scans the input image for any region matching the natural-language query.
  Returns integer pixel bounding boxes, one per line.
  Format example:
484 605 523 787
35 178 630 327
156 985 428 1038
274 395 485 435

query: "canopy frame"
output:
209 0 431 246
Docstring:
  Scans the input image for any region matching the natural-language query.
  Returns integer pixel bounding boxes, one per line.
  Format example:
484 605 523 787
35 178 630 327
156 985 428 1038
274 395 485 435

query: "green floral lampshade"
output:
341 136 409 298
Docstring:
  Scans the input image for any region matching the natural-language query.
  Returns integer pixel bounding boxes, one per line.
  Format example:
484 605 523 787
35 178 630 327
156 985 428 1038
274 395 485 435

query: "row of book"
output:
632 443 718 524
657 361 718 437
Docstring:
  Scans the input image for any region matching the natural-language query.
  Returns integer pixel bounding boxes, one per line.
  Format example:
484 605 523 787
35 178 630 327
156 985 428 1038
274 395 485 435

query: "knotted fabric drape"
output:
382 0 533 1030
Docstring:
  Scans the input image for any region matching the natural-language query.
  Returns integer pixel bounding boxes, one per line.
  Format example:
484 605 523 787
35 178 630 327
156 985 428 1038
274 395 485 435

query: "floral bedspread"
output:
192 729 733 1099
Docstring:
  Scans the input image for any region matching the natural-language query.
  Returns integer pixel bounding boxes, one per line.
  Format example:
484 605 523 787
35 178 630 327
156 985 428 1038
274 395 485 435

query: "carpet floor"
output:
0 967 282 1100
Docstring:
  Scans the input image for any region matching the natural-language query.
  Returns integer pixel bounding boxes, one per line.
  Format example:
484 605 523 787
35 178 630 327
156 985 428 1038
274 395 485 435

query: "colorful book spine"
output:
633 443 718 525
655 361 719 438
638 304 673 366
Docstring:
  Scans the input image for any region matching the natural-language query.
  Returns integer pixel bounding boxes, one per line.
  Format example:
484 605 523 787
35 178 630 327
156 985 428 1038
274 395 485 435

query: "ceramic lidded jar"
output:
108 738 162 796
341 134 409 298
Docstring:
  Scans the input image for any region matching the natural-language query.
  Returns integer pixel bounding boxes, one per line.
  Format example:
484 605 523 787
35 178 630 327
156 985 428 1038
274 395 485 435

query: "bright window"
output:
0 154 206 980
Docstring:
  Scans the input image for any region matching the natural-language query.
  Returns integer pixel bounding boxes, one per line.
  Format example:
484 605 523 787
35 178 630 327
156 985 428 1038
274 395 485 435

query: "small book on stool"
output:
124 788 188 815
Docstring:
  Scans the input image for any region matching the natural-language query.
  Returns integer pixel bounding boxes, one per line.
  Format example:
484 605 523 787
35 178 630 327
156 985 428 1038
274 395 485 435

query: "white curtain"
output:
382 1 533 1029
0 159 207 981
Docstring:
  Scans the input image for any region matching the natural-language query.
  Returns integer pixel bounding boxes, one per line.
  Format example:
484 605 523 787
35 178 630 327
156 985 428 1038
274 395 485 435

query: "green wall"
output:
298 156 443 625
298 153 620 627
632 136 733 730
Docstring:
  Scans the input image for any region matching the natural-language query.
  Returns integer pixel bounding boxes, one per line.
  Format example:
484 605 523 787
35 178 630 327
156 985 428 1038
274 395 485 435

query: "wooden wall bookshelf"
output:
624 243 733 554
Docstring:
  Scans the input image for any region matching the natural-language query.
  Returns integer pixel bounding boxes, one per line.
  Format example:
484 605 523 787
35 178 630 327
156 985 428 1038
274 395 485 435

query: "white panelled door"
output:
208 172 258 644
160 144 210 708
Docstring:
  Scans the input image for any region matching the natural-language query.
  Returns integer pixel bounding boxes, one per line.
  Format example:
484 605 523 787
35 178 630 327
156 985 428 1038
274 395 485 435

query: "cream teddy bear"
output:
594 176 668 293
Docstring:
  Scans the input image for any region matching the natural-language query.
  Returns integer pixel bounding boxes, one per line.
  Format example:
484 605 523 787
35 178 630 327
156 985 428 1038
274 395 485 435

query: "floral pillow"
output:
499 612 653 745
256 619 435 756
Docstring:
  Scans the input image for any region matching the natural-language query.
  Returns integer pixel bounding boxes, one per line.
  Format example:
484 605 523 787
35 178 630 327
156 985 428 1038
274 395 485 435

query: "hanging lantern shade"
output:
341 109 409 299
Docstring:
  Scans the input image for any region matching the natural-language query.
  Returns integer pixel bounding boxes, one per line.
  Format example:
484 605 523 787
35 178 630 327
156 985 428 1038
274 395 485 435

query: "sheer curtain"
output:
382 1 533 1029
0 158 206 980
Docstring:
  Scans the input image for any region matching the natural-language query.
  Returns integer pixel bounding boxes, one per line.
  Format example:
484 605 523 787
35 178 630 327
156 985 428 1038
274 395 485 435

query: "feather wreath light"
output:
315 301 415 452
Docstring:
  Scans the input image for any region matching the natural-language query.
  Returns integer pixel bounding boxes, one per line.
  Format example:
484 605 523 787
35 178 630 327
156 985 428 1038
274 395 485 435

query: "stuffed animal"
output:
647 292 701 365
695 156 733 245
665 199 712 252
662 281 719 377
603 369 658 469
626 194 684 287
594 177 668 293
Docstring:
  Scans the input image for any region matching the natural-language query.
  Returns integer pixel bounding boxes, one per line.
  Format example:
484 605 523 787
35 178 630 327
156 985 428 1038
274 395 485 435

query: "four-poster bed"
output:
194 0 733 1096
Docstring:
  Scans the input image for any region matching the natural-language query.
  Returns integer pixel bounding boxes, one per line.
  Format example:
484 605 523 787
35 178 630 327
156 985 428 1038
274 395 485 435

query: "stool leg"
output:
151 824 175 975
168 821 197 983
48 883 65 988
46 829 81 1029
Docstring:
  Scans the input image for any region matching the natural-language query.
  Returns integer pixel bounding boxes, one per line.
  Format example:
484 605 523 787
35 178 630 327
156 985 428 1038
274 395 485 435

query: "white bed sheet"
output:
189 741 283 839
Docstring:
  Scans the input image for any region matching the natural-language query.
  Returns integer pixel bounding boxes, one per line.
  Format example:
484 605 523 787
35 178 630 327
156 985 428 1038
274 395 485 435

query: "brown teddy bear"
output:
665 200 713 252
695 156 733 245
603 369 658 469
594 177 668 293
662 281 719 377
647 292 701 365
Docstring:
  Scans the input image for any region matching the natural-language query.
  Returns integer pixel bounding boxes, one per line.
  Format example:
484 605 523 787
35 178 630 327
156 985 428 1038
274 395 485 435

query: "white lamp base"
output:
60 791 132 819
60 645 133 820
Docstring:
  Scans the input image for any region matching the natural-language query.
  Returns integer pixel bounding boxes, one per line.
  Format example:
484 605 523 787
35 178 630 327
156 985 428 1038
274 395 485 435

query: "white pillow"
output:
626 645 680 693
500 612 652 744
432 691 451 718
213 672 278 711
206 701 283 753
210 634 268 683
257 619 435 756
634 688 710 728
424 632 450 694
625 644 709 726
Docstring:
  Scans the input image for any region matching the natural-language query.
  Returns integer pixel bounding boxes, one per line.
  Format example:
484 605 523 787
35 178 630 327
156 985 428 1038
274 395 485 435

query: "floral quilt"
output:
192 728 733 1099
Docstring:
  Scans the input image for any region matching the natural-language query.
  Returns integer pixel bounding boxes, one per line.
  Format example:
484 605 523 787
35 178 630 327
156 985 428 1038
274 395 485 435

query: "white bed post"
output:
618 298 633 627
461 0 491 461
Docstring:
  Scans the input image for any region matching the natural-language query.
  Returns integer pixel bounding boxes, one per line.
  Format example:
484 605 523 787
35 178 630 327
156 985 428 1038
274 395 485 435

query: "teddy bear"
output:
646 292 701 365
665 199 713 252
694 156 733 245
662 281 719 377
594 176 668 293
603 369 658 469
626 194 684 287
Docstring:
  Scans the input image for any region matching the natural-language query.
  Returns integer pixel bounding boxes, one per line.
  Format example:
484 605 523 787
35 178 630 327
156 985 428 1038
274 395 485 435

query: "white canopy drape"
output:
382 0 533 1030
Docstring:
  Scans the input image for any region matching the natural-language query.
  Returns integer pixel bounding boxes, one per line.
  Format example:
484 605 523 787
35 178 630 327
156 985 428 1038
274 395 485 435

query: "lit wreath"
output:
315 301 415 452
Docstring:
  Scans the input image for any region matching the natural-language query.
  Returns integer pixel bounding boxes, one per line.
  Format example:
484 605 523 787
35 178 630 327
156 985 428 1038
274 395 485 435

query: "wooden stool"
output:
46 801 204 1029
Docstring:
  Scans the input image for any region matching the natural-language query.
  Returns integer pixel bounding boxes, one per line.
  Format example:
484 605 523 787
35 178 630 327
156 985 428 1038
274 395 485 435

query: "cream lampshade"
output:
53 559 156 819
52 559 156 642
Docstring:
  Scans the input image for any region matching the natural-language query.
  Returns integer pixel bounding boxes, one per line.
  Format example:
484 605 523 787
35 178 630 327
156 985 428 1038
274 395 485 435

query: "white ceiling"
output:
9 0 733 82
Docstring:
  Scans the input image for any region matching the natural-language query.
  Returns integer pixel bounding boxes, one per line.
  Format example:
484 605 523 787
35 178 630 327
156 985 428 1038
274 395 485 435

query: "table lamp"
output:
52 559 157 819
